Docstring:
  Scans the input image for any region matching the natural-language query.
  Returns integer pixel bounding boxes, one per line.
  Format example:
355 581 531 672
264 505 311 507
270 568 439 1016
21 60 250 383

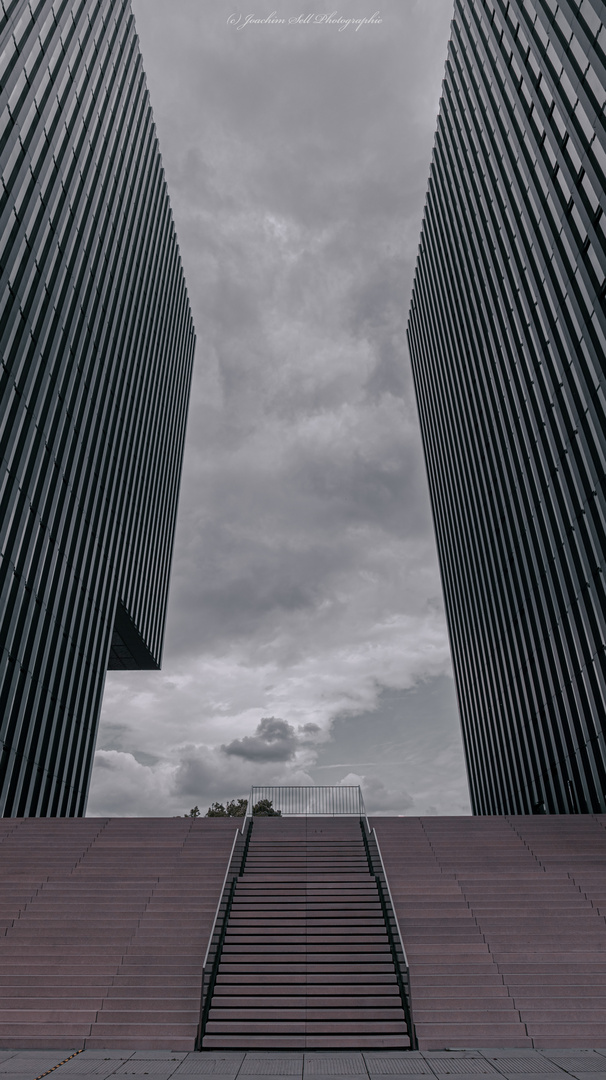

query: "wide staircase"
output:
374 814 606 1049
201 816 411 1049
3 810 606 1051
0 817 237 1049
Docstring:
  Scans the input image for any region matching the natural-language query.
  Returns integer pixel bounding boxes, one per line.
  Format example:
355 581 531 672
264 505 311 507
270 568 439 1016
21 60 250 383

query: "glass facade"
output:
408 0 606 813
0 0 195 815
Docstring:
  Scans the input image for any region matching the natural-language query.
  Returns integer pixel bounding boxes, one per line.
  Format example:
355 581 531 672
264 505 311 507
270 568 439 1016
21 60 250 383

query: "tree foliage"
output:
204 797 282 817
252 798 281 816
206 798 248 817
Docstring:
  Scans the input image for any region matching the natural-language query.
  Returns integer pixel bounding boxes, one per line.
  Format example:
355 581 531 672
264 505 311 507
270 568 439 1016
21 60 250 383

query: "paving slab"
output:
424 1063 499 1075
480 1060 562 1073
365 1060 432 1075
61 1054 135 1061
51 1061 119 1077
489 1074 567 1080
172 1059 243 1075
0 1054 76 1074
111 1064 185 1075
240 1061 302 1075
538 1061 606 1076
119 1058 187 1063
304 1057 366 1075
540 1058 606 1065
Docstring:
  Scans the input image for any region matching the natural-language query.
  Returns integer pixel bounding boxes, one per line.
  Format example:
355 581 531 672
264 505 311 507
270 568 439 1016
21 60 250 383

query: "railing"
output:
360 817 417 1050
197 819 252 1047
197 876 238 1044
201 827 240 974
248 785 366 816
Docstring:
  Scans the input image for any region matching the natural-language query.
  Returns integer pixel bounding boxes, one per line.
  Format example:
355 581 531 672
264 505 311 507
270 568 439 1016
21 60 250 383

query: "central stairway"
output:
201 816 411 1049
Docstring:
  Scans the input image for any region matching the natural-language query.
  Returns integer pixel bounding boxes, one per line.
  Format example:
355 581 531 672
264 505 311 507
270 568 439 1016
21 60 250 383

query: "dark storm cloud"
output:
223 717 298 761
222 717 323 761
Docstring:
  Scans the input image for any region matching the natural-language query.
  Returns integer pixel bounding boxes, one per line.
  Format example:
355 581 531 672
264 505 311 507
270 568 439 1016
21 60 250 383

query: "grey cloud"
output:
364 777 414 814
172 751 224 799
166 525 356 657
299 723 320 736
169 742 319 809
308 681 472 817
222 717 298 762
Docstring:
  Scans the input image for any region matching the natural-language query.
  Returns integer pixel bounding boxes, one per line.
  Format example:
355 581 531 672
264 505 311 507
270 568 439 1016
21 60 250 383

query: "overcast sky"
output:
87 0 472 818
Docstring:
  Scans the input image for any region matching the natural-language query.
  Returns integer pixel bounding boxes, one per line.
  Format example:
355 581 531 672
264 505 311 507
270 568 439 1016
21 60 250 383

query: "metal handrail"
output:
202 826 240 972
360 816 416 1050
249 785 366 816
198 820 253 1048
238 817 253 875
198 875 238 1046
374 871 416 1050
371 823 411 970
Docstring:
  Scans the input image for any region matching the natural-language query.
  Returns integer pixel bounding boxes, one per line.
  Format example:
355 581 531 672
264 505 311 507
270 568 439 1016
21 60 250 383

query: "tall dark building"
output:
0 0 195 816
408 0 606 814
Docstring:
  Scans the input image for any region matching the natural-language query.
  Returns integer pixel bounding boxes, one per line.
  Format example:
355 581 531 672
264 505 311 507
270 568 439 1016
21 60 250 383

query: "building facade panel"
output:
0 0 195 815
408 0 606 813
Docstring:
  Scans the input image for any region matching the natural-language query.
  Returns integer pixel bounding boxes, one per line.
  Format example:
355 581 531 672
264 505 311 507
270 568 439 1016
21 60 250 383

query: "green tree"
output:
185 806 201 818
205 797 281 817
252 798 281 817
206 798 249 817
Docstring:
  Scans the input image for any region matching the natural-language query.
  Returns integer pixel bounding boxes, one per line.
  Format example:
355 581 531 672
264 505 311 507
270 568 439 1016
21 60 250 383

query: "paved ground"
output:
2 1049 606 1080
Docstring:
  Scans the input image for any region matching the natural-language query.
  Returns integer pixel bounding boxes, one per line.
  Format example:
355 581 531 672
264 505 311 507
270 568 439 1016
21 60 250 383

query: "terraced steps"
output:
373 815 606 1049
0 817 237 1049
3 814 606 1052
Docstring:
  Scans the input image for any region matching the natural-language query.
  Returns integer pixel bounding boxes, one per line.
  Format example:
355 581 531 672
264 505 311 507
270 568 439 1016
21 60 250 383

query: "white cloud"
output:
89 752 176 817
339 772 414 815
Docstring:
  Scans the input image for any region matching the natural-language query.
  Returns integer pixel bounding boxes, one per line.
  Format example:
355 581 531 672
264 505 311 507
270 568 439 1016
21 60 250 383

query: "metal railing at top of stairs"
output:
245 784 366 818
